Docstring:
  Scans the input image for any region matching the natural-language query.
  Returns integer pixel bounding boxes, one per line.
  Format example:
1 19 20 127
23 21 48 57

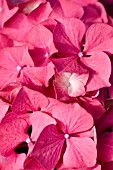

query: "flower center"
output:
45 52 49 58
78 52 83 58
64 134 69 139
26 138 30 143
16 66 21 71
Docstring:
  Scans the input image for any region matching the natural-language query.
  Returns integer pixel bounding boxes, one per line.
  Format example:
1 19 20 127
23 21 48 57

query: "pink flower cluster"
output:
0 0 113 169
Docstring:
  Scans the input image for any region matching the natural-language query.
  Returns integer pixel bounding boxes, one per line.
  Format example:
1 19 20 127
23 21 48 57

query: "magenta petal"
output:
53 18 85 54
63 137 97 168
82 51 111 91
31 124 65 170
79 97 105 119
24 156 46 170
12 86 49 113
51 56 88 74
96 107 113 134
84 23 113 54
30 111 56 141
101 162 113 170
97 132 113 162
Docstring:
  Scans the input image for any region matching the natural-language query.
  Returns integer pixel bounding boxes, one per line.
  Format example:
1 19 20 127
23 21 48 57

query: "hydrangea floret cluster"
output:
0 0 113 170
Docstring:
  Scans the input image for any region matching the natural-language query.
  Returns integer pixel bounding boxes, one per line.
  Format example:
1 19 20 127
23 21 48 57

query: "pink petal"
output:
12 86 49 113
43 99 94 134
0 112 29 156
30 111 56 141
53 18 85 54
0 82 21 102
0 99 9 122
0 33 13 49
9 153 26 170
49 0 84 19
4 13 32 42
0 0 18 27
28 2 52 24
72 0 97 6
20 62 54 88
27 24 53 49
31 124 65 170
63 137 97 168
81 51 111 91
0 153 26 170
84 23 113 54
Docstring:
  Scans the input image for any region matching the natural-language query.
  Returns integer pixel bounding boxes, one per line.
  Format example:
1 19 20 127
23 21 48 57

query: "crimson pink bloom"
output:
53 18 112 92
0 45 34 89
31 99 97 169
